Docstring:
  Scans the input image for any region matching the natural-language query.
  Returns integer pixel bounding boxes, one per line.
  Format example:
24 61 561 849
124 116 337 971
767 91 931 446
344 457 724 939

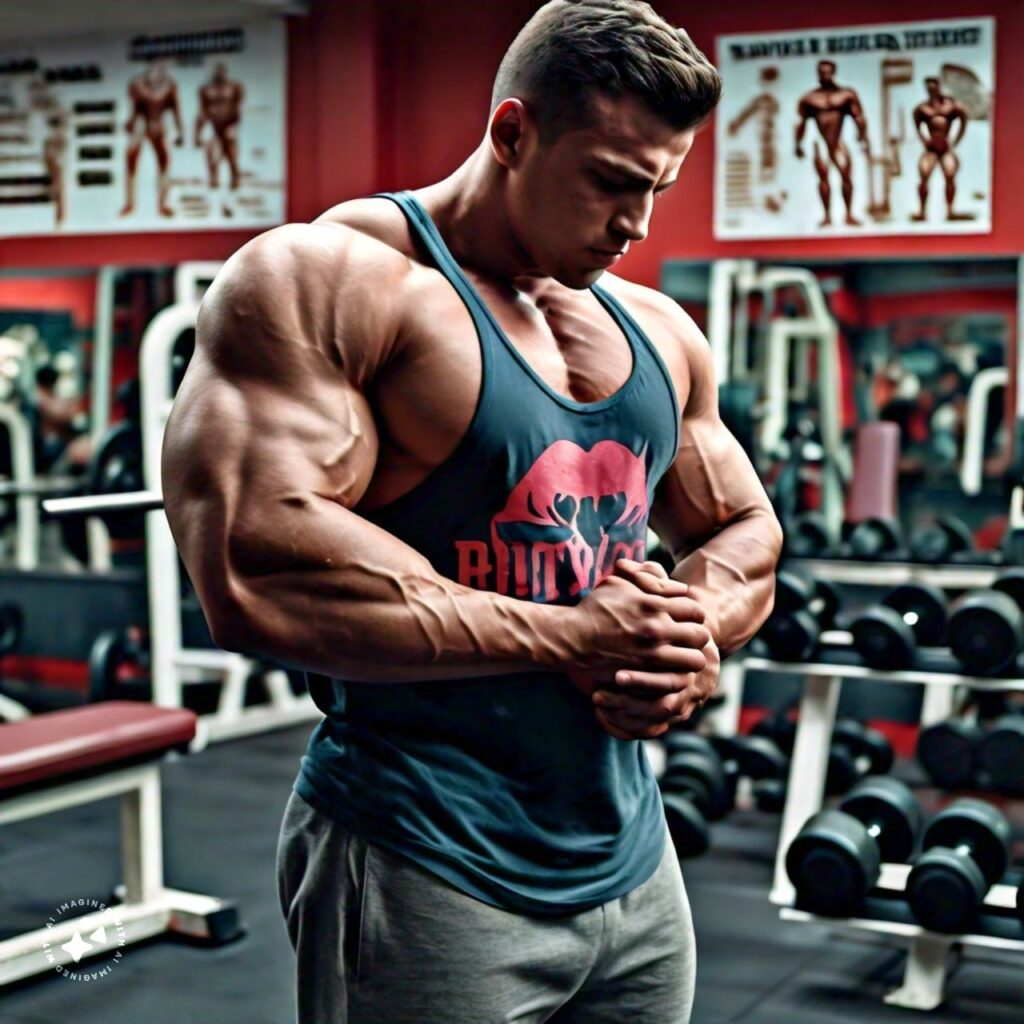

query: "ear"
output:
489 98 530 169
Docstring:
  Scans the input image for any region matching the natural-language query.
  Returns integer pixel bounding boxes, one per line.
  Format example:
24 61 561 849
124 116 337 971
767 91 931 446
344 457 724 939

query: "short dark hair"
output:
491 0 721 142
818 60 836 72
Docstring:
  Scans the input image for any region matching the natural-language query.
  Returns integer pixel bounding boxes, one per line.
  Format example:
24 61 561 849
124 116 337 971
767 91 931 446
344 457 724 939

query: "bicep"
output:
648 334 771 555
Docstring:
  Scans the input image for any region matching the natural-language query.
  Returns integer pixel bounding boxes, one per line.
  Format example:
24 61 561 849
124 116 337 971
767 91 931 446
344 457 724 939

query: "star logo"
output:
61 931 94 964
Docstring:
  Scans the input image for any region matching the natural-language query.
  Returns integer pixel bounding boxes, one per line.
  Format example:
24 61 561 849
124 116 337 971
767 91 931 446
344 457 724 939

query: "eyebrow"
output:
592 160 677 192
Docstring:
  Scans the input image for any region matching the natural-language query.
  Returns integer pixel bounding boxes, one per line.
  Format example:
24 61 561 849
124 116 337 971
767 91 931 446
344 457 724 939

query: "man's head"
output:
817 60 837 87
145 60 169 86
486 0 720 287
925 76 941 99
212 62 229 84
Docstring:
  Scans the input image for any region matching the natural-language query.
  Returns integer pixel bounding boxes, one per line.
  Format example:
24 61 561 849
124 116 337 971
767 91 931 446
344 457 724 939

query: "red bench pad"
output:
0 702 197 792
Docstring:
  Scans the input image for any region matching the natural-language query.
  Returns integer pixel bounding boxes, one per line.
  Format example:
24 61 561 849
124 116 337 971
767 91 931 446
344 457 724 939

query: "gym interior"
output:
1 1 1023 1022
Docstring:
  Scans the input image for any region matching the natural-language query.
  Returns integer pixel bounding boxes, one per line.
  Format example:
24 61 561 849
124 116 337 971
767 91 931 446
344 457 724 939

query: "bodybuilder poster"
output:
0 21 285 238
714 18 994 239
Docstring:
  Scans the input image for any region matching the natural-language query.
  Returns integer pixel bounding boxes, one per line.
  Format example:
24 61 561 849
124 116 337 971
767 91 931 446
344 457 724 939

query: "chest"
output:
360 273 681 510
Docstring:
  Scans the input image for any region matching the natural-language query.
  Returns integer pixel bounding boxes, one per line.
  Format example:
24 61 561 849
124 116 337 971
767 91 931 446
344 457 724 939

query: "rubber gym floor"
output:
2 725 1022 1023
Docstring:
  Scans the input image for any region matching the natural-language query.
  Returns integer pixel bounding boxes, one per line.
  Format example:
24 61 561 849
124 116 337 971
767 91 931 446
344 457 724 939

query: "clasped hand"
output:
571 558 720 741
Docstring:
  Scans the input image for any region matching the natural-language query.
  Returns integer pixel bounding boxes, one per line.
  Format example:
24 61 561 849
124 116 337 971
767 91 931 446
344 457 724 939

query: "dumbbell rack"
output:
749 633 1024 1011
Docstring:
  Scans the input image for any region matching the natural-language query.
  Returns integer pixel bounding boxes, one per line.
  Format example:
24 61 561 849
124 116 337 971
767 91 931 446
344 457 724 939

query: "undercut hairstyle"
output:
491 0 721 142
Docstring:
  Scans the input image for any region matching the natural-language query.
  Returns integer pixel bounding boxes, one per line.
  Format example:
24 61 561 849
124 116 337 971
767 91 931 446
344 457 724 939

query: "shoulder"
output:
200 221 415 384
314 196 416 256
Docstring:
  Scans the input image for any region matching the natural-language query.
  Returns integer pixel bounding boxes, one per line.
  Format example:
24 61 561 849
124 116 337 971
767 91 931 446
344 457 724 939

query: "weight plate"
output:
730 735 788 780
885 583 949 646
752 712 796 755
922 798 1013 885
826 744 859 795
839 776 920 863
661 751 731 821
851 605 916 669
916 720 982 789
992 568 1024 610
662 732 718 762
752 778 786 813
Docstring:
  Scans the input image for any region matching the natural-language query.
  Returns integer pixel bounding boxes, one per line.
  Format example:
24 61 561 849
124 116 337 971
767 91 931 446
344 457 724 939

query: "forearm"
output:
191 498 573 683
668 509 782 657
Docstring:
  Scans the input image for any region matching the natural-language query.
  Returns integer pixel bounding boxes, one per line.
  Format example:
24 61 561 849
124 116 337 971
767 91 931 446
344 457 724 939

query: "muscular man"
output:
164 3 781 1022
194 62 244 217
912 76 970 222
795 60 869 227
120 60 183 218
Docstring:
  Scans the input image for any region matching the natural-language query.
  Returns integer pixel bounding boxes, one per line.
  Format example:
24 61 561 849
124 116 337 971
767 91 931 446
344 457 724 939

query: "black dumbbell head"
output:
660 751 731 821
916 720 982 790
849 517 902 560
662 731 718 762
837 775 921 863
993 569 1024 608
907 846 989 933
662 792 711 859
773 572 815 615
948 590 1024 675
785 512 831 558
833 720 895 776
920 798 1012 886
975 716 1024 795
851 606 916 669
752 712 796 755
814 580 841 630
910 517 973 564
884 583 949 646
759 608 819 662
786 808 881 917
729 735 788 780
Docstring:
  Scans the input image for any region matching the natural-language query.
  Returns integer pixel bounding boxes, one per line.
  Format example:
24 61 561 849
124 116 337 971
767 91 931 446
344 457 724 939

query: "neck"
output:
415 145 547 295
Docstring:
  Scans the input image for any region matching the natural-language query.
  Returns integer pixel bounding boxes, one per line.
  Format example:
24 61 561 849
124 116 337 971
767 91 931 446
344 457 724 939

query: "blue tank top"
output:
295 191 682 914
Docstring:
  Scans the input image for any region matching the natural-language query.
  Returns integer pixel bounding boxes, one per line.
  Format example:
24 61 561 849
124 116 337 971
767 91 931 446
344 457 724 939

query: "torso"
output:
800 87 856 146
201 83 242 127
132 78 176 132
315 196 691 513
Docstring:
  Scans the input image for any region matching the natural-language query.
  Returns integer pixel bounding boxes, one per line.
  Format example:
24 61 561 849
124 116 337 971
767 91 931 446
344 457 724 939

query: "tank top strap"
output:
372 191 499 340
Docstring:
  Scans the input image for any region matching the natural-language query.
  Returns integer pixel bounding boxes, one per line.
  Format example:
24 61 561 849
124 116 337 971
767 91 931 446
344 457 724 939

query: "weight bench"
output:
0 701 244 985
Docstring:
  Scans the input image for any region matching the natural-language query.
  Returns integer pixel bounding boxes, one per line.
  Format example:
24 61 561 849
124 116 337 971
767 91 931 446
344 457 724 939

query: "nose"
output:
610 194 653 244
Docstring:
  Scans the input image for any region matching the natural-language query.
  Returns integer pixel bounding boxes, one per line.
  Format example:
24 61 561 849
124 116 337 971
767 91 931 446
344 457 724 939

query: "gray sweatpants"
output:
276 791 696 1024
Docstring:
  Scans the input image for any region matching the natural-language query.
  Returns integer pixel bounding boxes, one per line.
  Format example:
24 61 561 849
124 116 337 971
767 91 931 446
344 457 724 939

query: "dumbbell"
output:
909 515 973 564
826 719 895 794
757 572 840 661
660 734 734 819
916 719 983 790
948 569 1024 675
849 583 949 669
784 511 832 559
906 798 1012 934
659 735 731 857
785 776 921 917
974 715 1024 795
846 517 903 560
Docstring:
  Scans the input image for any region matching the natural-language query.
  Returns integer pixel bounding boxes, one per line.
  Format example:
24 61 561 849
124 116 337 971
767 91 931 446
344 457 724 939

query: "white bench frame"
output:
0 752 240 986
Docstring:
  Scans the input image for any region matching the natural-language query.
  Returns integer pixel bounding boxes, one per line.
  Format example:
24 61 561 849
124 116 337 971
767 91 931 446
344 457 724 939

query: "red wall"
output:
1 1 1020 290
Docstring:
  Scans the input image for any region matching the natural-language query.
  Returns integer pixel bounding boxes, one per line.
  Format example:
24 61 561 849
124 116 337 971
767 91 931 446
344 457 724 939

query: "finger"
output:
657 621 712 651
611 670 692 694
633 643 707 675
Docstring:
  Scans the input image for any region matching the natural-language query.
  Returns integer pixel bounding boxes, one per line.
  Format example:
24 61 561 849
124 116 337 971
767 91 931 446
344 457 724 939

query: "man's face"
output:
213 63 228 84
926 78 941 100
505 92 694 289
818 62 836 87
146 61 168 87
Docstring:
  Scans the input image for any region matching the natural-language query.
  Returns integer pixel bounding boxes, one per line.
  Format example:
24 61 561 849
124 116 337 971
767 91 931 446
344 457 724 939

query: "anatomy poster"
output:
0 22 285 238
714 18 994 239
